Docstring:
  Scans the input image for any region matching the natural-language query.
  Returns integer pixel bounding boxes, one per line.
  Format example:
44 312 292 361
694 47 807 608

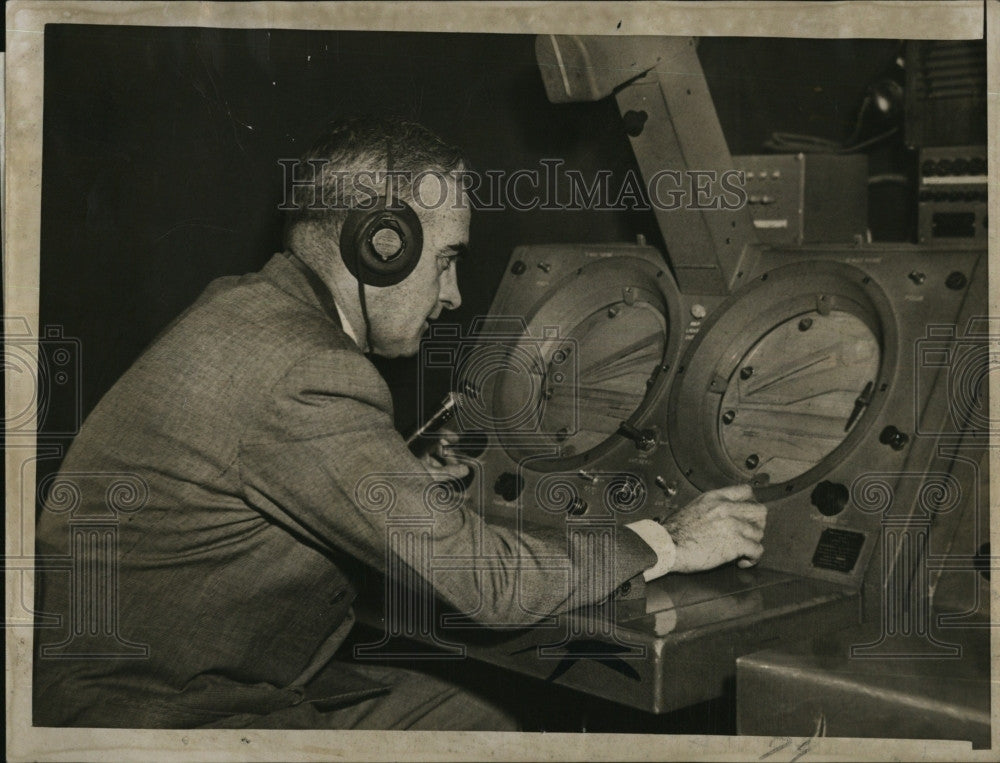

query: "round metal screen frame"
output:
667 261 898 502
493 256 682 472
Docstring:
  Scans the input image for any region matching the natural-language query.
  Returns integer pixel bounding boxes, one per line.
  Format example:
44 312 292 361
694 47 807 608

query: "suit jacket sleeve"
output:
237 347 656 625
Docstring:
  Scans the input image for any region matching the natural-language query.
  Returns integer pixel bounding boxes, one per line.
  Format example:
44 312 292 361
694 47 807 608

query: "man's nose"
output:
439 267 462 311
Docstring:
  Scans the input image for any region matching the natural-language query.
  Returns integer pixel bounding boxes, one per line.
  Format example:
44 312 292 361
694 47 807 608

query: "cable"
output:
762 126 898 155
762 92 899 154
867 173 909 185
762 132 840 152
841 127 898 153
356 254 371 352
844 94 872 146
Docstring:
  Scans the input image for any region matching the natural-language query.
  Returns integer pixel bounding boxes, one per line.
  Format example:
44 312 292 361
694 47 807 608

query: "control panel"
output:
733 153 869 246
917 145 988 246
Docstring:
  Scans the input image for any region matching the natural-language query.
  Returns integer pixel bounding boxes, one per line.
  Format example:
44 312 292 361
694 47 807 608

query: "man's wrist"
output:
624 519 677 581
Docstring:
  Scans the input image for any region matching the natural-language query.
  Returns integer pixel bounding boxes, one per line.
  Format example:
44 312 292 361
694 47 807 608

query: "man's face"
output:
366 173 469 358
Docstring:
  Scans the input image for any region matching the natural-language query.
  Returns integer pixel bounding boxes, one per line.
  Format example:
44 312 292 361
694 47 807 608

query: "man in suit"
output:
33 117 766 729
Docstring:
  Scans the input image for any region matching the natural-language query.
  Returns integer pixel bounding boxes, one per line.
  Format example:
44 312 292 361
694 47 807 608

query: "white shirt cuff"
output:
625 519 677 582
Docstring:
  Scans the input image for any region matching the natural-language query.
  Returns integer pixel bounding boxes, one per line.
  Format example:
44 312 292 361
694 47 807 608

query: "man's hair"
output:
282 116 465 249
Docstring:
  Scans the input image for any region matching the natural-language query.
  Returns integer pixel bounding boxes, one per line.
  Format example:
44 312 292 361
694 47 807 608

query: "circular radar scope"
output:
491 256 679 471
540 298 666 455
668 262 897 499
718 311 880 484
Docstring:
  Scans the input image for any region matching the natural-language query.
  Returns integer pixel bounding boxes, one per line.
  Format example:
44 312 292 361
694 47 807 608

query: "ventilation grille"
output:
912 41 986 102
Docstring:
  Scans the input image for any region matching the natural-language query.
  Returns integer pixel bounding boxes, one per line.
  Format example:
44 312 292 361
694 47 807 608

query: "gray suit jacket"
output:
33 252 656 727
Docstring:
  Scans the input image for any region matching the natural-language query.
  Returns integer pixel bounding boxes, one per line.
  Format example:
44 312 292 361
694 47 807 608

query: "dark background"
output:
39 25 909 445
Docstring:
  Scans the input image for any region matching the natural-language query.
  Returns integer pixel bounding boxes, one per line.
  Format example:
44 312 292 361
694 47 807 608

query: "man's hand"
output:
419 434 470 481
663 484 767 573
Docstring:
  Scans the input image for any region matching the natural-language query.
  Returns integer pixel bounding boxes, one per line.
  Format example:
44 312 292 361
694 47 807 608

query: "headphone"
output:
338 144 424 287
287 143 425 352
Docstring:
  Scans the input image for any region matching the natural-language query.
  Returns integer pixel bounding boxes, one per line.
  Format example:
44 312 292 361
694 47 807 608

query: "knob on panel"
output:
811 480 849 516
493 472 524 502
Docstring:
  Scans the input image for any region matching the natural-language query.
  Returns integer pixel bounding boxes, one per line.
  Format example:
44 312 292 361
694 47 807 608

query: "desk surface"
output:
737 623 991 747
355 566 860 714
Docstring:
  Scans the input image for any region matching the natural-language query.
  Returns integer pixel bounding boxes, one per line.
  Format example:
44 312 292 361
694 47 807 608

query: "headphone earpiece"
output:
337 141 424 350
339 196 423 287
